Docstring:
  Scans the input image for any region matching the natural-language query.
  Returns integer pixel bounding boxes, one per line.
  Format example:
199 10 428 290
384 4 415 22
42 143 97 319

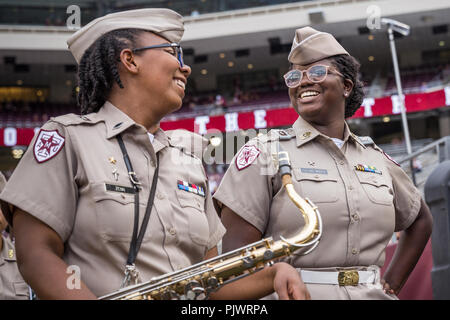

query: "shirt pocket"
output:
90 182 140 242
175 188 209 246
13 281 29 298
293 169 339 203
356 174 394 206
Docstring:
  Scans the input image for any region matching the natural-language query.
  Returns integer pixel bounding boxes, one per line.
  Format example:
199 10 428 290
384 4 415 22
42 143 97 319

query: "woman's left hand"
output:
272 262 311 300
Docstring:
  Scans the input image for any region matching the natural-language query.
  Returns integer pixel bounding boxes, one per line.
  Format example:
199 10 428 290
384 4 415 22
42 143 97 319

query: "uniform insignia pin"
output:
109 157 117 164
177 180 205 197
308 161 315 166
8 249 14 259
112 168 119 181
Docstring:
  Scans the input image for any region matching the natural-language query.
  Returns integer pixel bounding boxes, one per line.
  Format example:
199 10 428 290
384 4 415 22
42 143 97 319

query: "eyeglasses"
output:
283 65 344 88
132 42 184 67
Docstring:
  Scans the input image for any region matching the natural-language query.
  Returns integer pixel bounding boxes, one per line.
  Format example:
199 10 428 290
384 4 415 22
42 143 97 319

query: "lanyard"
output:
116 134 160 287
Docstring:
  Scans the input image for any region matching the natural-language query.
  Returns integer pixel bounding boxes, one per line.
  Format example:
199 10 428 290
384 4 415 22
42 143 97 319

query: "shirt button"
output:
121 194 126 199
157 193 165 200
353 214 360 221
169 228 176 236
196 202 201 209
348 186 353 190
340 161 345 165
351 248 358 255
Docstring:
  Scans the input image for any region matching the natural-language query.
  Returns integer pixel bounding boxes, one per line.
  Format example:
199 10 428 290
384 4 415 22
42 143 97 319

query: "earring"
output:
344 92 349 97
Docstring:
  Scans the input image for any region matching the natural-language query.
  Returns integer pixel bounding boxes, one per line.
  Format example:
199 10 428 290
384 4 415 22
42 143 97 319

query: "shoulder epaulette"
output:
356 135 375 146
168 140 200 160
273 129 296 141
50 113 101 126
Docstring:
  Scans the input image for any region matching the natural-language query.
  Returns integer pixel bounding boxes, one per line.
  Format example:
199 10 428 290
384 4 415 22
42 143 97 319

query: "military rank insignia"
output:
355 164 382 175
177 180 206 197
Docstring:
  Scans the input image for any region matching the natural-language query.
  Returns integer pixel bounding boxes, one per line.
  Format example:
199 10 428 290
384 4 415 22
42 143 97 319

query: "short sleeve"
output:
204 184 226 250
213 139 274 233
383 154 422 231
0 120 78 241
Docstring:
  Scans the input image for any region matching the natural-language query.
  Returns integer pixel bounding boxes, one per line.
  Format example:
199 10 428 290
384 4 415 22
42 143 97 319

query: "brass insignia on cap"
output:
8 249 14 259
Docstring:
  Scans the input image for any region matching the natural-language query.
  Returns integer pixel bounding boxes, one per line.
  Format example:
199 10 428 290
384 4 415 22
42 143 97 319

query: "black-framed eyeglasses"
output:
283 65 344 88
132 42 184 67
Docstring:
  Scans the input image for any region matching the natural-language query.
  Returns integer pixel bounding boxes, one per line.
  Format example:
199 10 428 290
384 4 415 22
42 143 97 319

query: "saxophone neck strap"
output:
116 134 160 287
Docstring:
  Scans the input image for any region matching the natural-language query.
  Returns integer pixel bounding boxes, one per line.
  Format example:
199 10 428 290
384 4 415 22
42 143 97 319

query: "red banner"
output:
1 88 449 147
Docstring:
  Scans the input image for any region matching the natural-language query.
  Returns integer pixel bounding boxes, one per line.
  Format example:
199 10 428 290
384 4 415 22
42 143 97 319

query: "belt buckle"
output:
338 270 359 286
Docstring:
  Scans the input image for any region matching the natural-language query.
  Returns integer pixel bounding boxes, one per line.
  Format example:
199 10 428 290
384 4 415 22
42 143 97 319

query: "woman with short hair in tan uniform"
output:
0 9 308 300
213 27 433 299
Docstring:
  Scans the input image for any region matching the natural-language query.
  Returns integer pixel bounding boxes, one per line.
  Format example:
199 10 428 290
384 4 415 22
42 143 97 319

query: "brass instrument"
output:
100 141 322 300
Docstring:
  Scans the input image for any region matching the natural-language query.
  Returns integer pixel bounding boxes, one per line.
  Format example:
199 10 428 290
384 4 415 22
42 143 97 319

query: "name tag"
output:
300 168 328 175
105 183 136 194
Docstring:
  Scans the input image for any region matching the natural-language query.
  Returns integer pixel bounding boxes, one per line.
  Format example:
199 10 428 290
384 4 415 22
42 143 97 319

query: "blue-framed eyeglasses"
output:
132 42 184 67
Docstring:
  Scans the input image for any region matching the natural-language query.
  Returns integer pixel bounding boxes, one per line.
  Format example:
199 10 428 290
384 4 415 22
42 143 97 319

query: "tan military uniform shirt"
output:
0 101 225 297
0 235 30 300
213 116 421 299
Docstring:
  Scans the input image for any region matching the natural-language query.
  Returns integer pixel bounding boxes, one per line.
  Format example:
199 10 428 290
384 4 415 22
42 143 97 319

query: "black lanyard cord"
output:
116 135 160 267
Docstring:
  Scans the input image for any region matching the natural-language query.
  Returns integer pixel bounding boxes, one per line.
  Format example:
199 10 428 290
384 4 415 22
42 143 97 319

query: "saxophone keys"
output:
185 280 206 300
263 249 274 260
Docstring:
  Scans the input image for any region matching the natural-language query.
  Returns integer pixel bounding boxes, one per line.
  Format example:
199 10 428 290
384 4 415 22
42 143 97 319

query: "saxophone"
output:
100 141 322 300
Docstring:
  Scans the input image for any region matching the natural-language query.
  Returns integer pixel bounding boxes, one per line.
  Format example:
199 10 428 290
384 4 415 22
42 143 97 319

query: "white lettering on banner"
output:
4 127 17 146
391 94 404 114
445 86 450 106
362 98 375 117
254 110 267 128
194 116 210 135
225 112 239 132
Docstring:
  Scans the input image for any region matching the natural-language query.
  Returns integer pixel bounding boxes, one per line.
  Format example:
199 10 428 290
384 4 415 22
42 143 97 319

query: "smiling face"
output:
288 58 352 125
131 32 191 116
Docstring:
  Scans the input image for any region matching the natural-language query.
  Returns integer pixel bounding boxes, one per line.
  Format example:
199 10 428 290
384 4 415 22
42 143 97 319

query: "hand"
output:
381 279 397 295
272 262 311 300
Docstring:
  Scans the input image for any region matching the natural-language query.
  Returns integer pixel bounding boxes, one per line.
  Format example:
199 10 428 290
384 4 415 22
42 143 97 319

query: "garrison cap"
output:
67 8 184 64
288 26 349 65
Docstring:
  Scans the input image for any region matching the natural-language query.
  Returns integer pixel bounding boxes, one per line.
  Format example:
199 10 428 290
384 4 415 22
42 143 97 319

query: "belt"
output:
298 267 379 286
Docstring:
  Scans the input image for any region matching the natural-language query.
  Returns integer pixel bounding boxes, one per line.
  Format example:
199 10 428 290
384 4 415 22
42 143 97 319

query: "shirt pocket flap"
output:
356 174 390 188
90 182 135 205
293 169 338 183
176 188 204 211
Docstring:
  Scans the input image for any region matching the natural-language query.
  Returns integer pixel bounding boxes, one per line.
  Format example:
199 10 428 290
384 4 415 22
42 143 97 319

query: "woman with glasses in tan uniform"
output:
0 9 308 300
213 27 433 299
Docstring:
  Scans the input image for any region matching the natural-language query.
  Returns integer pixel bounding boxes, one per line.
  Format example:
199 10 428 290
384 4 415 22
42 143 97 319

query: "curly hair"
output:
329 54 365 118
77 28 145 114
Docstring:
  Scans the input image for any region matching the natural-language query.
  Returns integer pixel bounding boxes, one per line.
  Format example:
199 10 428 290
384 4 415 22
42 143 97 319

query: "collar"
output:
152 127 170 153
0 235 16 265
96 101 137 139
292 116 360 148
